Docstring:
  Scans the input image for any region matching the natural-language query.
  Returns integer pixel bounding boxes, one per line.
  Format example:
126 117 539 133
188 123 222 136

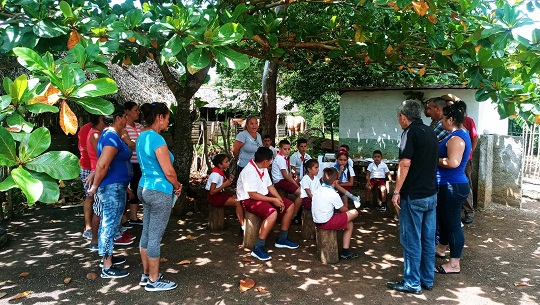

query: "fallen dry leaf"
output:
5 280 13 283
177 220 185 225
86 272 98 280
64 277 71 285
0 292 6 298
242 257 255 263
239 278 255 293
19 272 29 277
185 235 198 240
256 286 269 293
10 291 31 300
175 260 191 265
514 281 533 287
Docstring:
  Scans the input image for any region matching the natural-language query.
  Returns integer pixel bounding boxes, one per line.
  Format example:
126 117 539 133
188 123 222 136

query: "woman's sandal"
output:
435 265 460 274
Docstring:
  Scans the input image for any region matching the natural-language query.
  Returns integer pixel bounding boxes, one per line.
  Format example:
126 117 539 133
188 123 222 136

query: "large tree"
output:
1 0 539 187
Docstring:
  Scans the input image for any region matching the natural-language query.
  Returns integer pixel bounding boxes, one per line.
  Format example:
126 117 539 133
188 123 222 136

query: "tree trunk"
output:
156 61 210 190
261 60 278 140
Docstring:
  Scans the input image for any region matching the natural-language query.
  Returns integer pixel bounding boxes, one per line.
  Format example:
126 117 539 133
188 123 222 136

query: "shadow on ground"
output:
0 201 539 304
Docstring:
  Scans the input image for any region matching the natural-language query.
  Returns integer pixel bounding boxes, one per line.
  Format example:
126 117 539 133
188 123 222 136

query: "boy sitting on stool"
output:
364 150 394 212
312 167 360 260
237 147 299 261
272 139 303 224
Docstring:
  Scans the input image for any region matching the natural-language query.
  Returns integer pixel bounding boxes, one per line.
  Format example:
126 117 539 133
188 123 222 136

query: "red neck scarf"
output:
212 167 227 180
278 152 290 169
249 159 264 180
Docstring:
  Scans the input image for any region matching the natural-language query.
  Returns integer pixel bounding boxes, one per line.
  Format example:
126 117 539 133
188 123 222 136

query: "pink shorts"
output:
241 195 293 220
208 192 234 207
316 212 348 230
369 178 386 189
274 179 299 194
302 197 312 210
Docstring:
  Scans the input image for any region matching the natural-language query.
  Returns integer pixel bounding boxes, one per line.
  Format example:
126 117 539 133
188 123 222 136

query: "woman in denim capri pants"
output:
88 102 133 278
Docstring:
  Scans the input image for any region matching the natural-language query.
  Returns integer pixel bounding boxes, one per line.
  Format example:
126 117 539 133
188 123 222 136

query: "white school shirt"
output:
289 151 311 177
300 175 321 198
271 154 289 183
334 163 356 183
312 185 343 223
205 172 224 191
236 160 272 201
367 162 390 179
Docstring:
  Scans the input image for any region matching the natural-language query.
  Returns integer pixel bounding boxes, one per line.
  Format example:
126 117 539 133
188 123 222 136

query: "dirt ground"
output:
0 194 539 305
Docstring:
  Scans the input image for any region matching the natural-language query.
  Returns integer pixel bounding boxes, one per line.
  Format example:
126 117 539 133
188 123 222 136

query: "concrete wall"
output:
474 135 522 208
339 89 508 159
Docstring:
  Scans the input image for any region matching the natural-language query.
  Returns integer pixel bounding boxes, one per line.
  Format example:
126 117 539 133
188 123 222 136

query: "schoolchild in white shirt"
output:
299 159 321 210
312 167 359 259
206 154 244 228
271 139 303 224
237 147 299 261
364 150 395 212
290 138 311 181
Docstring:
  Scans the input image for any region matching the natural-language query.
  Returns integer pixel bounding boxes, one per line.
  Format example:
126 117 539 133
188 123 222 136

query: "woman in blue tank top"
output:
435 101 472 275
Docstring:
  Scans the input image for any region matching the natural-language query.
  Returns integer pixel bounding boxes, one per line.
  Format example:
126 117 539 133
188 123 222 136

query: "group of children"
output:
205 139 395 261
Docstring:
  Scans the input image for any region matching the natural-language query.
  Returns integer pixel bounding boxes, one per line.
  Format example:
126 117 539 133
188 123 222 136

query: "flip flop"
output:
435 265 460 274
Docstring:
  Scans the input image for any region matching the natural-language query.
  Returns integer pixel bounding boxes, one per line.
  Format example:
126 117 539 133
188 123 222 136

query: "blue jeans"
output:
437 183 469 258
96 182 128 258
399 194 437 289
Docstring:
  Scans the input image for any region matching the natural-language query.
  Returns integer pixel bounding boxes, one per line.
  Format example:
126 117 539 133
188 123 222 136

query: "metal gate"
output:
521 118 540 179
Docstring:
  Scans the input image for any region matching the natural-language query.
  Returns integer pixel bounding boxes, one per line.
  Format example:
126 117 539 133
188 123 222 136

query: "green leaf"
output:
62 66 74 92
99 40 120 54
72 44 87 65
25 103 59 114
477 47 492 65
71 78 118 98
0 176 17 192
212 23 245 45
25 151 80 180
12 166 43 204
13 47 48 71
6 112 34 133
24 127 51 159
72 97 114 115
10 74 28 103
212 46 249 70
475 88 490 102
187 48 211 70
0 126 17 166
29 170 60 203
85 63 110 76
59 1 74 18
0 95 11 110
33 20 69 38
3 78 13 95
162 35 183 58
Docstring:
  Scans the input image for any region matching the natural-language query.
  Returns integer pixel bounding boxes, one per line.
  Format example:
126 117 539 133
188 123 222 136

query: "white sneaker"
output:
353 197 361 209
145 274 178 292
82 229 92 240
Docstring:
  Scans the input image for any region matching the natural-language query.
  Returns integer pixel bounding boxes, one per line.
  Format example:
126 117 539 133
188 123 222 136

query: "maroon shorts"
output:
241 194 293 220
369 178 386 188
316 212 348 230
208 192 234 207
302 197 312 210
339 185 353 193
274 179 299 194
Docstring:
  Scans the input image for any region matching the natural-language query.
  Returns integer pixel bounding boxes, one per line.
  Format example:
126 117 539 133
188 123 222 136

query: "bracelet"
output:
393 192 400 195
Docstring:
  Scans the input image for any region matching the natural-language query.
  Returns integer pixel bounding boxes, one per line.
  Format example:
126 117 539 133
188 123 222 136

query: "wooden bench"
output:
301 209 316 240
208 203 225 231
316 227 339 264
242 210 262 249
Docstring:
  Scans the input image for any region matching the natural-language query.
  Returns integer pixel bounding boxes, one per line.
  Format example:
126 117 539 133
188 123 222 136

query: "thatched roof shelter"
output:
109 60 297 115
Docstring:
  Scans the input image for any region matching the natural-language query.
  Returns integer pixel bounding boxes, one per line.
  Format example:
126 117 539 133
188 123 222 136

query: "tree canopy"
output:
1 0 539 190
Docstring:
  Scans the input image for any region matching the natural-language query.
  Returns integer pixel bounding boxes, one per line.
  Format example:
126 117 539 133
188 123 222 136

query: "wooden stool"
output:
316 227 339 264
301 209 316 240
208 203 225 231
243 210 262 249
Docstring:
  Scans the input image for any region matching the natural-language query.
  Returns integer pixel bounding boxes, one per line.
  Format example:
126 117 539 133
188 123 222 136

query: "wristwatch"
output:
393 191 400 195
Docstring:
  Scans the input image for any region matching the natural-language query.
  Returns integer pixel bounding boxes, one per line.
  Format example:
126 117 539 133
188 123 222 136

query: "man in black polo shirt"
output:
387 100 438 294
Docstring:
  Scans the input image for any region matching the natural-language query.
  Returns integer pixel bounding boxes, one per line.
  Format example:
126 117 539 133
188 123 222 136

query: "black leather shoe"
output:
386 280 422 294
421 283 433 291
